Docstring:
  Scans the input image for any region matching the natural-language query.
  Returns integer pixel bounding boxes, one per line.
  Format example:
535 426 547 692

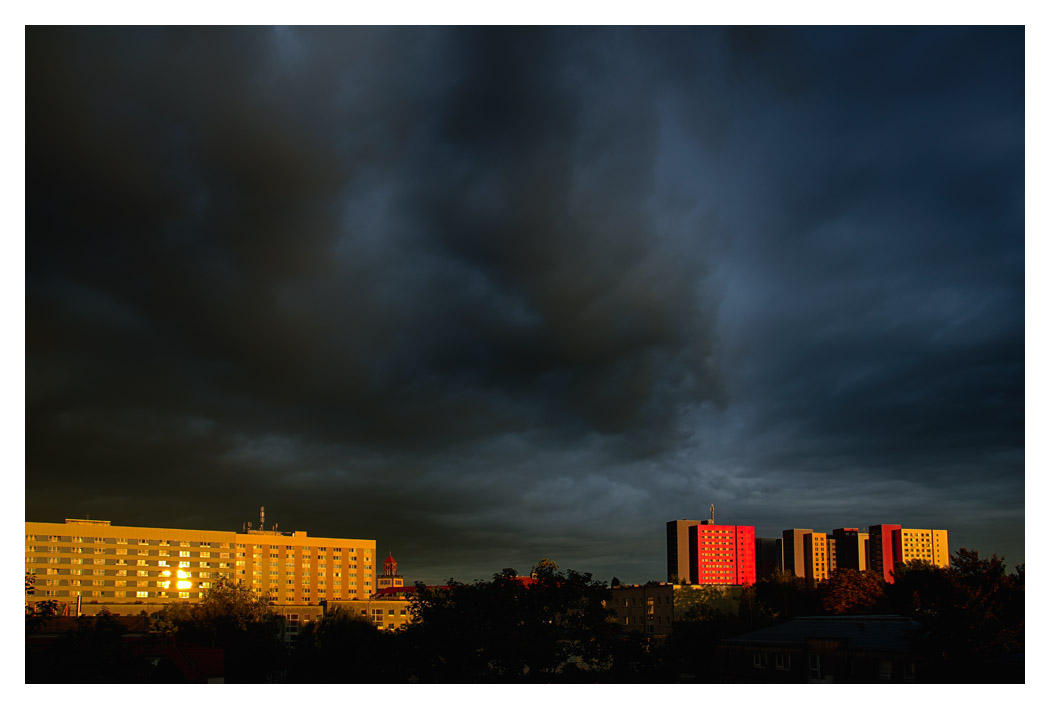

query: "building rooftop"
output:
722 616 923 653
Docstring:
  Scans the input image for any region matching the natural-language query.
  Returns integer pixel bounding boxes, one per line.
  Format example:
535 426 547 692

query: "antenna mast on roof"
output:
260 506 265 531
710 504 715 525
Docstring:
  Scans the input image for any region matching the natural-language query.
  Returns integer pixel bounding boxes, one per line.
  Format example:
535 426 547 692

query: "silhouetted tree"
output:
889 548 1024 682
747 570 819 622
150 578 285 682
27 609 156 683
532 558 559 575
290 606 402 682
23 572 59 623
403 562 615 681
656 607 748 682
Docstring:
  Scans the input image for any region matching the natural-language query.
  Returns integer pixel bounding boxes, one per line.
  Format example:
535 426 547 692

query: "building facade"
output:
608 582 744 639
376 554 405 591
666 520 756 586
802 531 831 585
716 616 924 683
25 518 378 614
689 524 756 586
784 529 846 586
867 524 948 583
831 528 869 572
782 529 812 579
608 583 678 638
666 519 705 583
867 524 901 583
894 528 949 568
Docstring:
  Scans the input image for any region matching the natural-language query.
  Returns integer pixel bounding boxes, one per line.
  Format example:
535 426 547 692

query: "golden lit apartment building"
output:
868 524 949 583
897 528 949 567
782 529 832 586
25 518 377 613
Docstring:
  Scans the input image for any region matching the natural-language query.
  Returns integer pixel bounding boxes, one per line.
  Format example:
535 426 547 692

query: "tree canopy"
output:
150 577 285 682
402 561 616 681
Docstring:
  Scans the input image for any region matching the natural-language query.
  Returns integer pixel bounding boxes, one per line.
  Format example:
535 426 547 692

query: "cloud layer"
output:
27 27 1024 582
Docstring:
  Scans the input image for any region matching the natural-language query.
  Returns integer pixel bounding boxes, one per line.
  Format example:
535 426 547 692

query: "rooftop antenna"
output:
710 504 715 525
260 506 265 531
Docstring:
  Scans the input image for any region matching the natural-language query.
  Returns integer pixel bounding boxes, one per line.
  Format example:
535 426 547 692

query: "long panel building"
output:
25 517 377 614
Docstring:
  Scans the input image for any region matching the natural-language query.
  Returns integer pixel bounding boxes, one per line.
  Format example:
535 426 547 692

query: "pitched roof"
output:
722 616 923 653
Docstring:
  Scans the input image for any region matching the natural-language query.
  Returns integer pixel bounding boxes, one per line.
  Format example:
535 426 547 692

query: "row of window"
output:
40 580 210 588
38 589 195 598
621 616 671 627
27 546 370 560
27 536 372 558
29 536 221 546
752 651 792 670
27 552 369 570
29 560 368 574
613 595 673 607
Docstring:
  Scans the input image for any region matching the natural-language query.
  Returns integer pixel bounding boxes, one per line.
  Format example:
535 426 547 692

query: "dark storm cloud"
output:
27 27 1023 583
654 27 1024 571
716 28 1023 475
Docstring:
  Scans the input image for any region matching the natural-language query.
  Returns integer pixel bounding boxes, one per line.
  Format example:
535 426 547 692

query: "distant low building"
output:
608 583 677 638
716 615 924 683
607 582 744 639
323 598 413 632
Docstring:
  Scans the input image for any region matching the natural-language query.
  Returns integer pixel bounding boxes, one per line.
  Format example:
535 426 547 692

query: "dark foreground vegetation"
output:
26 548 1022 683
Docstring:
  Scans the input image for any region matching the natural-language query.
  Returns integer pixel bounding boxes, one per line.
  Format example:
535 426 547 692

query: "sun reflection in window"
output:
158 567 193 591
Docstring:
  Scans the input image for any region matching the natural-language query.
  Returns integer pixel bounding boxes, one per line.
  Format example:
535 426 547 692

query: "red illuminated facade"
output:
868 524 901 583
687 524 756 586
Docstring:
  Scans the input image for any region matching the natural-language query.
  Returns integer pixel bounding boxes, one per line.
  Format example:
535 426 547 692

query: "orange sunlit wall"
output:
688 524 756 586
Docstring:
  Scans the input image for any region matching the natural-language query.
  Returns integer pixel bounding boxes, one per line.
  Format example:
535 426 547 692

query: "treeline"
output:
25 549 1022 683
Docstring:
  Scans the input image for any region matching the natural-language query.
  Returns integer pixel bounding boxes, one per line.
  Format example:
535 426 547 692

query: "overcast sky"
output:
26 26 1023 584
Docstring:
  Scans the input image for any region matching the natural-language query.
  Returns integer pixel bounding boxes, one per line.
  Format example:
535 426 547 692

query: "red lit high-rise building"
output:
687 523 756 586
